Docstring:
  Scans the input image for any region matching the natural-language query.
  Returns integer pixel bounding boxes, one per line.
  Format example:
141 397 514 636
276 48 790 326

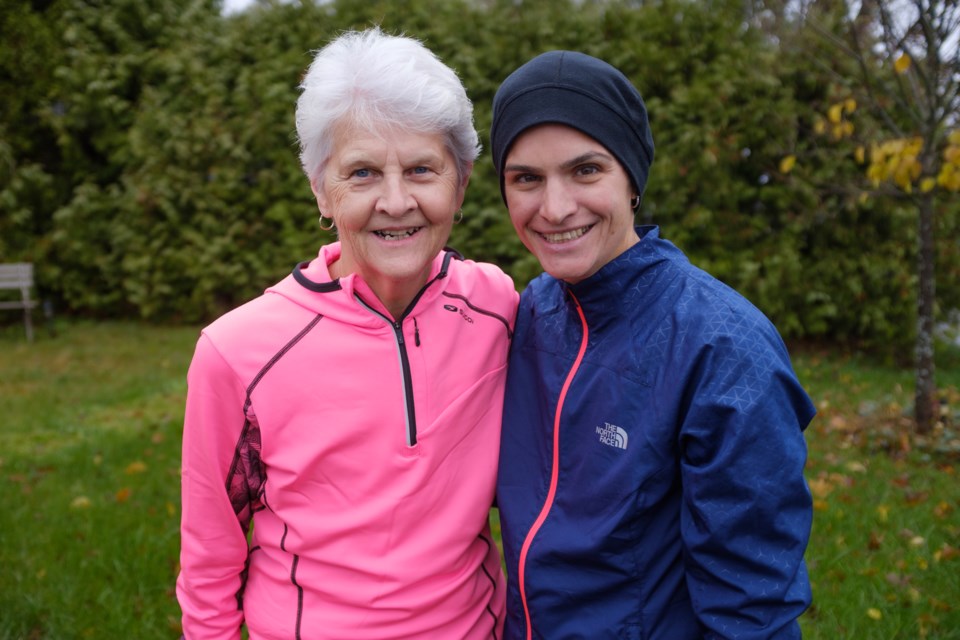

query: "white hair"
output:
295 28 480 186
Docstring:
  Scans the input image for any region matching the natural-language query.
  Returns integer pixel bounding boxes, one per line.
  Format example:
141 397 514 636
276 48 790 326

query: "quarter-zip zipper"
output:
517 290 589 640
351 251 457 447
354 297 419 446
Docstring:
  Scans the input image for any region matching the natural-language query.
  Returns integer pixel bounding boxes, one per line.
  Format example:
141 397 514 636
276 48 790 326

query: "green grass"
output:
0 321 198 639
793 346 960 639
0 322 958 638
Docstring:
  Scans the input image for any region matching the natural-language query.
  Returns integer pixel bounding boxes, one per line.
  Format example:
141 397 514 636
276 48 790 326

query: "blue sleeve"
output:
678 321 815 640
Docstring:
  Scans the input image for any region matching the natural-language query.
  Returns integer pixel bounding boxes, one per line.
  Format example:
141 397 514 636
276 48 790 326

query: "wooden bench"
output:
0 263 38 341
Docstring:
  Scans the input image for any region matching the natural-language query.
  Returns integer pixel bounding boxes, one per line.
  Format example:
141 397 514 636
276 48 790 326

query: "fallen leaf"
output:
809 476 834 498
846 461 867 473
904 490 930 505
876 504 890 522
867 607 883 620
934 543 959 562
125 461 147 474
885 572 910 587
71 496 91 509
933 501 953 519
115 487 132 503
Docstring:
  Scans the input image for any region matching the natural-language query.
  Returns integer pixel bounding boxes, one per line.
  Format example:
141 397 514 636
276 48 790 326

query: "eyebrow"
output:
340 149 444 165
504 151 614 174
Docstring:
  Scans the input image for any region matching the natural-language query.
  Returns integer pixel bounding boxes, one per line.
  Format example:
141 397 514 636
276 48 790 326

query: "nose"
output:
540 180 577 224
376 174 416 217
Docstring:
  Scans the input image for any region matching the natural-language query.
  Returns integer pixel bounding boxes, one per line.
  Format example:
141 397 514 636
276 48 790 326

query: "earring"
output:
454 209 463 224
319 213 335 231
630 195 641 210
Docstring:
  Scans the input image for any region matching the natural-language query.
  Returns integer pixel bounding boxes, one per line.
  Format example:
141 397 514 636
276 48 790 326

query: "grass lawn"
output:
1 321 958 638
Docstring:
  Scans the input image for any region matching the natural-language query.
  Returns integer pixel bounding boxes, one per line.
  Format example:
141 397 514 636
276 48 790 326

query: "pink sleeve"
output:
177 333 249 639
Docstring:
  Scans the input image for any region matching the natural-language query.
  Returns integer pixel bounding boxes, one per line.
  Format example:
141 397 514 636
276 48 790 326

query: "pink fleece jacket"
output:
177 244 517 639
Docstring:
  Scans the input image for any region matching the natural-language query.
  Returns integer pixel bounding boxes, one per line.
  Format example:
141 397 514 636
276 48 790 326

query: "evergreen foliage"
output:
1 0 957 350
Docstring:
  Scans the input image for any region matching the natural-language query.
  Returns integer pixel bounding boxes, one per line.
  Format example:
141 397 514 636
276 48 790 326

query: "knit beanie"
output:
490 50 655 204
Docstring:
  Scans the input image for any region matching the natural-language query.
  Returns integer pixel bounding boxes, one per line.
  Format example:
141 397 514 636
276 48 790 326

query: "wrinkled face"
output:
315 125 469 299
503 124 638 284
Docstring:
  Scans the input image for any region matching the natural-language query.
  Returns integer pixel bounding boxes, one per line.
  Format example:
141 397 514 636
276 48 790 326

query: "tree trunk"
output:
914 192 937 434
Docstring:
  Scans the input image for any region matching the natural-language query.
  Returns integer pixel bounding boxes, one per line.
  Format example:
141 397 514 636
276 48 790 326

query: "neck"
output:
329 257 425 321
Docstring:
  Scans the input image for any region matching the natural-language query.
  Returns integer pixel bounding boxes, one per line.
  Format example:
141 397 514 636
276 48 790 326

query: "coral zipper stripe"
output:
517 291 588 640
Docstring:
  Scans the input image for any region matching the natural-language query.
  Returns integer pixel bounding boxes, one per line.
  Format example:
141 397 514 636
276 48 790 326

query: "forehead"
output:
329 123 450 163
507 124 609 162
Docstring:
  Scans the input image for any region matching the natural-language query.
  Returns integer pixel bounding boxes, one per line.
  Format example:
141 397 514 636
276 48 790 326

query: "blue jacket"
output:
497 227 815 640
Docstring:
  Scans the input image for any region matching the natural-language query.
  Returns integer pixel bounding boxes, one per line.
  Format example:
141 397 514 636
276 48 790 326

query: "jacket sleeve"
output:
177 333 250 640
678 325 815 640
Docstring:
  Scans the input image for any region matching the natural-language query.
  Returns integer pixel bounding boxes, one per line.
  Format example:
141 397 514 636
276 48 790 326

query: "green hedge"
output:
1 0 957 350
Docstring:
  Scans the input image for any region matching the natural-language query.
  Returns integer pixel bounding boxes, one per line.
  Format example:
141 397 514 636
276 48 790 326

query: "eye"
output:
511 173 541 185
351 168 372 179
576 164 600 176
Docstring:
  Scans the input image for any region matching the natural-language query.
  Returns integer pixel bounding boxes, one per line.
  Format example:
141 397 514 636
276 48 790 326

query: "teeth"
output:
541 226 590 243
375 228 420 240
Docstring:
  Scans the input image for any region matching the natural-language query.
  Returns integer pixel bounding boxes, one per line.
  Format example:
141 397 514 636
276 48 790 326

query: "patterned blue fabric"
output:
497 226 815 639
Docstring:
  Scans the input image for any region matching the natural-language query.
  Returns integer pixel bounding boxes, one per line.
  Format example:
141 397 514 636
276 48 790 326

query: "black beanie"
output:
490 50 655 205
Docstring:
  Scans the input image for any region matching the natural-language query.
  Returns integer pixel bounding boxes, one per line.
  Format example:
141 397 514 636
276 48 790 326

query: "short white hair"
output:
295 28 480 185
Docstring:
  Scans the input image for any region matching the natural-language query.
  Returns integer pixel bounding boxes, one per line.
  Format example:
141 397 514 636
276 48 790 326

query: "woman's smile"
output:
538 224 594 244
314 125 468 316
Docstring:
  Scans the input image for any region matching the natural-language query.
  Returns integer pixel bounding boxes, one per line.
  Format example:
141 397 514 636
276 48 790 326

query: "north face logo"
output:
596 422 628 450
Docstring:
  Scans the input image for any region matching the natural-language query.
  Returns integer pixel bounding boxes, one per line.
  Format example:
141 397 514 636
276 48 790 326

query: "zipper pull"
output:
414 317 421 347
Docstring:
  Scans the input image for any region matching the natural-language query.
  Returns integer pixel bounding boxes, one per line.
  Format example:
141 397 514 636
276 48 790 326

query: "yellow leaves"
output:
877 504 890 523
816 98 960 193
833 121 854 141
827 98 857 124
867 137 924 191
70 495 92 509
846 460 867 474
867 607 883 620
828 103 844 125
894 53 912 74
938 130 960 191
779 154 797 174
809 476 835 499
125 460 147 474
933 501 953 519
938 163 960 191
820 99 857 140
933 543 959 562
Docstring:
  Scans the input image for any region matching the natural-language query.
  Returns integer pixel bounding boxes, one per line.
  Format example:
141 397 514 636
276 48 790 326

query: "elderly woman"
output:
177 29 516 639
491 51 815 639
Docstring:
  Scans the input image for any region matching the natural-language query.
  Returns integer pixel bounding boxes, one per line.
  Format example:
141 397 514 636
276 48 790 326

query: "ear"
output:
311 176 330 212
